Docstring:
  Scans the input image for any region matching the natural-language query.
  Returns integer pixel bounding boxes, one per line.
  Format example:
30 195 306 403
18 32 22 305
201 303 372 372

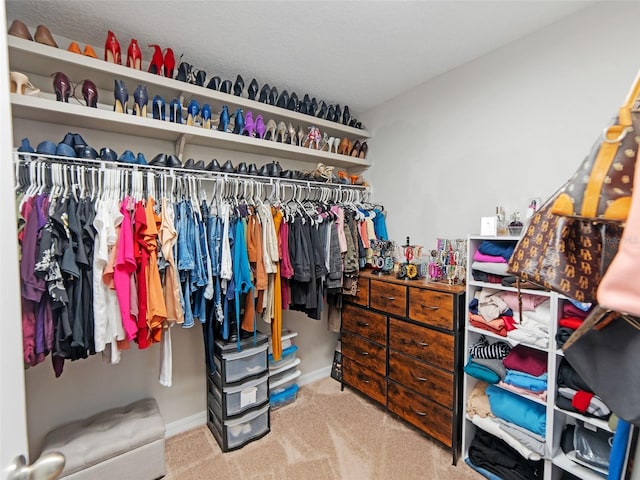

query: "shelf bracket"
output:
175 134 189 161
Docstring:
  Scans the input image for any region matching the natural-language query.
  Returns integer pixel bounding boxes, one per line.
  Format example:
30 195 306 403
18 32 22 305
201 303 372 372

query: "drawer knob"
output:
356 321 370 327
358 350 370 356
412 339 430 347
412 373 428 382
411 407 428 417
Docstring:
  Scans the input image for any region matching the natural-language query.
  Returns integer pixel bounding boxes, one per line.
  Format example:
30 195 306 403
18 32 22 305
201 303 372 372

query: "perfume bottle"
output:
496 206 508 236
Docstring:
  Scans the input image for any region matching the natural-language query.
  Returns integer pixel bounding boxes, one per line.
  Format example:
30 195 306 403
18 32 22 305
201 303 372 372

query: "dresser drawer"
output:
342 304 386 344
387 381 453 448
342 332 386 376
345 277 369 307
370 280 407 317
408 288 454 330
388 350 453 409
389 318 454 372
343 357 387 405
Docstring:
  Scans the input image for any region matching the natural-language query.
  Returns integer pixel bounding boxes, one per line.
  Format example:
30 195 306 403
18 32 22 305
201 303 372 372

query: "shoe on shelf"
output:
8 20 32 41
221 160 234 173
206 76 221 91
194 160 205 170
219 79 232 94
287 123 297 145
34 25 57 48
166 155 182 168
104 30 121 64
193 70 206 87
206 159 221 172
316 101 328 119
83 45 97 58
136 153 147 165
233 75 244 97
10 72 40 96
247 78 259 100
242 111 255 137
358 142 368 159
52 72 71 102
127 39 142 70
287 92 298 111
56 142 76 158
201 104 212 129
255 115 265 139
133 84 148 117
342 106 351 125
118 150 136 163
247 163 258 175
68 41 82 54
258 83 270 103
276 90 289 109
217 105 230 132
17 138 35 158
169 98 182 124
79 79 98 107
336 137 352 156
113 79 128 113
99 147 118 162
77 145 98 159
148 45 163 75
149 153 167 166
176 61 191 82
231 108 244 134
235 162 248 174
275 121 288 143
186 99 200 126
183 158 195 169
163 48 175 78
349 140 361 157
268 86 278 105
152 95 166 121
263 119 277 141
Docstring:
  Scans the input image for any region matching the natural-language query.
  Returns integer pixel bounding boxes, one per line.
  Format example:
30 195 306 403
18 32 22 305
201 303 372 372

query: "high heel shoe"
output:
52 72 71 102
333 137 341 154
219 80 232 94
286 92 298 111
358 142 368 159
206 76 221 90
288 123 297 145
349 140 361 157
113 79 128 113
276 90 289 109
68 41 82 54
169 98 182 123
217 105 230 132
10 72 40 96
309 97 318 116
336 137 351 156
163 48 175 78
80 79 98 107
247 78 259 100
275 121 288 143
334 105 342 123
148 45 163 75
127 39 142 70
201 104 212 129
297 126 305 147
232 109 244 134
342 106 351 125
8 20 33 41
152 95 166 121
233 75 244 97
316 101 328 119
83 45 97 58
268 86 278 106
193 70 206 87
263 119 276 141
34 25 57 48
176 61 191 82
104 30 121 64
255 115 265 139
258 83 270 103
133 84 148 117
186 99 199 126
242 111 256 136
326 105 335 123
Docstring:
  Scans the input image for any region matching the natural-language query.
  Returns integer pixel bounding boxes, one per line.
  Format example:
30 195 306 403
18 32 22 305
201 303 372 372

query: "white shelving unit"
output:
8 35 370 169
462 234 630 480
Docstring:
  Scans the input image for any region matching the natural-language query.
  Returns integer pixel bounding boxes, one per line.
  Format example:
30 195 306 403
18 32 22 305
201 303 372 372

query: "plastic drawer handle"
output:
412 373 427 382
412 339 429 347
358 350 369 356
356 321 370 327
411 407 428 417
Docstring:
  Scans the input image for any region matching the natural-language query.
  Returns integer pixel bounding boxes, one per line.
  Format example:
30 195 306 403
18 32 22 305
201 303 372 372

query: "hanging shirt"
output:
145 197 168 343
114 197 138 341
134 200 151 349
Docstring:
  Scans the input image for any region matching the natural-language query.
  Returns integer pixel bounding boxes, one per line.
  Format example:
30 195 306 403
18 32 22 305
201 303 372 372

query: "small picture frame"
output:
331 350 343 382
480 216 498 236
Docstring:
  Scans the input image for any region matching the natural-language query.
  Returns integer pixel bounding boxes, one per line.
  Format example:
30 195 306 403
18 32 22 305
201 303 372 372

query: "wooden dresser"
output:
341 270 465 464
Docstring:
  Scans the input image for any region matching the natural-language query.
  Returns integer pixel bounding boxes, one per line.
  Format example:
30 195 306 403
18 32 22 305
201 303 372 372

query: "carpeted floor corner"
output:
164 377 482 480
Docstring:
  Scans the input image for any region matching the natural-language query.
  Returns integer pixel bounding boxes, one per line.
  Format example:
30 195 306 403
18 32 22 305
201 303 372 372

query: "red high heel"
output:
104 30 121 64
127 39 142 69
163 48 176 78
148 45 163 75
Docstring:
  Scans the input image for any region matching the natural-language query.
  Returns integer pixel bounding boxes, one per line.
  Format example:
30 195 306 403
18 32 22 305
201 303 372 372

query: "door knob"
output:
6 452 65 480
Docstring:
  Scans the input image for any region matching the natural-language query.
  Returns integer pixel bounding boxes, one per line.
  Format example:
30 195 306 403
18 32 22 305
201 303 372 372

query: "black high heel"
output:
206 76 221 90
113 79 128 113
334 105 342 123
268 86 278 105
176 61 191 82
309 97 318 116
287 92 298 111
247 78 259 100
342 106 351 125
326 105 335 123
133 84 148 117
193 70 206 87
219 80 232 94
169 98 182 123
152 95 166 120
233 74 244 96
316 101 328 119
258 83 270 103
276 90 289 109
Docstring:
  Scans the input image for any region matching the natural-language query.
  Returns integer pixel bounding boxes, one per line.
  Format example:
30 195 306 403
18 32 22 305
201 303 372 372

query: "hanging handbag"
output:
506 192 622 303
550 70 640 222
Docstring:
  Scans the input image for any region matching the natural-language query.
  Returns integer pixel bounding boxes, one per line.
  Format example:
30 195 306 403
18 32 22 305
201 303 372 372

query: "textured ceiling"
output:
6 0 593 117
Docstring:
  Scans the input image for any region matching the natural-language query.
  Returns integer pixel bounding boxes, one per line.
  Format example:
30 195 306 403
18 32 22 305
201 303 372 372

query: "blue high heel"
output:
136 153 147 165
169 98 182 124
217 105 230 132
152 95 166 121
133 84 148 117
201 104 212 129
232 108 244 135
114 79 128 114
186 99 200 127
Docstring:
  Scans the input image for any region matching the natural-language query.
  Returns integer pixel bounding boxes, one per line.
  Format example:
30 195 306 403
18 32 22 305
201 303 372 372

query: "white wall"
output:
363 2 640 250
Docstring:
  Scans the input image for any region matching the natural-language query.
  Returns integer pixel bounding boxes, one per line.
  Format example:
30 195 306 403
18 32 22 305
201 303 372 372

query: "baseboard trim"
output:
165 411 207 438
164 366 332 438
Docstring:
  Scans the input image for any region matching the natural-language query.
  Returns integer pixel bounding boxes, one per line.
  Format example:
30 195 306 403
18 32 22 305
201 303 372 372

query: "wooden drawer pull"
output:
357 374 370 384
411 407 428 417
356 321 370 327
412 373 428 382
412 339 430 347
424 306 439 311
358 350 370 356
382 296 396 301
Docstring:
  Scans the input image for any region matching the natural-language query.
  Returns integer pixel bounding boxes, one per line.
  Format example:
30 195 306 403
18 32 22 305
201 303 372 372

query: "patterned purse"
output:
507 193 622 303
551 70 640 222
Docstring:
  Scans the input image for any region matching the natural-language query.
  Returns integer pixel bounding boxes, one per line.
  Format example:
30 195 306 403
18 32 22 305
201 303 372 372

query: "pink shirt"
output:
114 197 138 341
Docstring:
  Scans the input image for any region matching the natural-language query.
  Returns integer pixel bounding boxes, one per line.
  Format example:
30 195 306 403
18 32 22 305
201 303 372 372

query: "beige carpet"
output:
164 377 482 480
